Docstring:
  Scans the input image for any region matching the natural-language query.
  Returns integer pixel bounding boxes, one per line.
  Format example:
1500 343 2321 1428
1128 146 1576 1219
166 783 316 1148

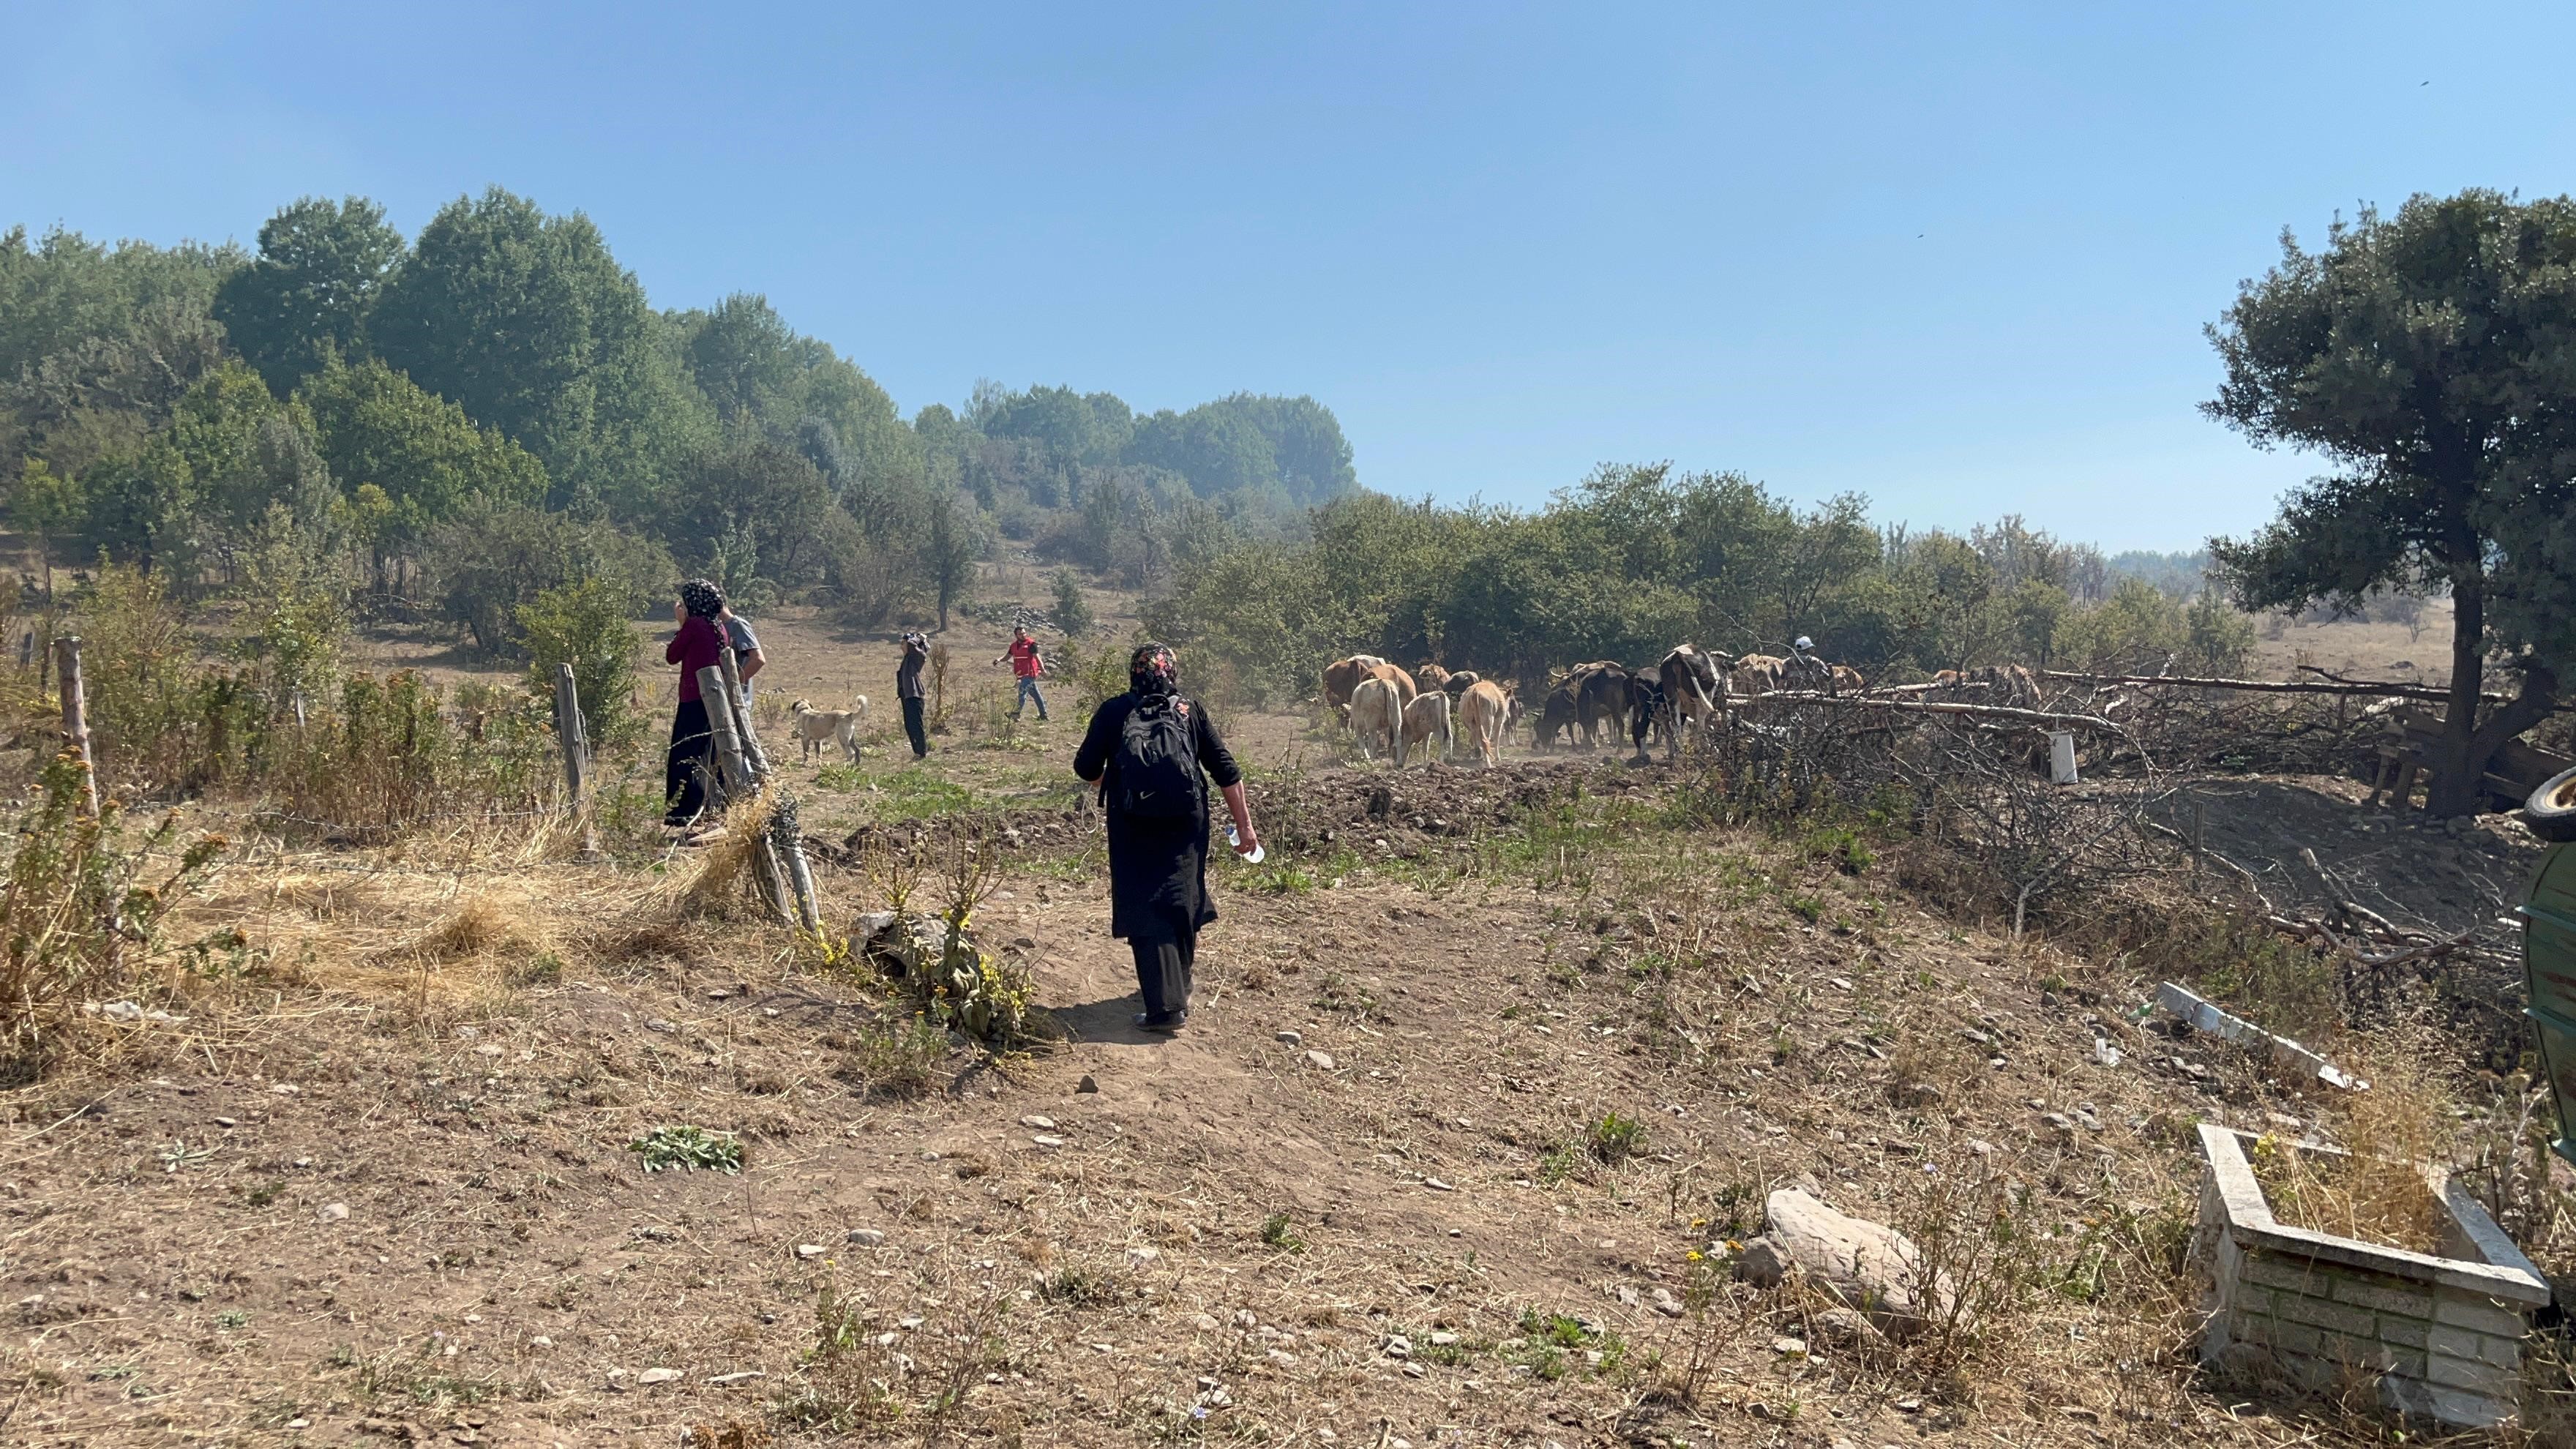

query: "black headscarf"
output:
1129 642 1178 697
680 578 727 621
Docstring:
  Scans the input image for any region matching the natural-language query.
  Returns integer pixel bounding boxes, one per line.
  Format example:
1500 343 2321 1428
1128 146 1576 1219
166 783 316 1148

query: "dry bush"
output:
0 751 222 1078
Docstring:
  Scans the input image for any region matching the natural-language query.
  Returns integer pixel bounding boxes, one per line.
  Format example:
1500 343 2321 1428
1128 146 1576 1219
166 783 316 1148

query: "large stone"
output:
1735 1188 1955 1340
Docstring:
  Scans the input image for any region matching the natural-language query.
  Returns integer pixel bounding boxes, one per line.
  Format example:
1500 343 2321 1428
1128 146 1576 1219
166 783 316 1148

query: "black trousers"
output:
664 699 714 824
1131 929 1197 1021
901 695 928 757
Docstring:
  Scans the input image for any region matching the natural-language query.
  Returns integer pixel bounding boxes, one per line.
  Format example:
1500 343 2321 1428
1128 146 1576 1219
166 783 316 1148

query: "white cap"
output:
1794 636 1813 652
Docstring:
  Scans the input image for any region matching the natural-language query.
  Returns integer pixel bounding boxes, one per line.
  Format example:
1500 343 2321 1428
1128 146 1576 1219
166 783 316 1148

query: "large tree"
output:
2206 190 2576 815
367 188 711 513
211 196 405 394
298 355 548 547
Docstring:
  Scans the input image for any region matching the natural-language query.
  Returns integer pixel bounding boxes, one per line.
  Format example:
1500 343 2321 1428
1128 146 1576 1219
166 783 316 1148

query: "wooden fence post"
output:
54 635 98 817
699 663 790 919
553 664 600 859
717 649 768 783
698 666 752 795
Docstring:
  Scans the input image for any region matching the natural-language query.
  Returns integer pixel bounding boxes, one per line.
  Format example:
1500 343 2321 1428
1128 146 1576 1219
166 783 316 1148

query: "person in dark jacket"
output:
663 578 731 825
1072 643 1261 1033
896 632 929 760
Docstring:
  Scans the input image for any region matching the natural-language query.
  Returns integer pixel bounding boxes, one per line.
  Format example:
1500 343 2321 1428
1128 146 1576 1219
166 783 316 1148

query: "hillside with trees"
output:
1 187 1358 645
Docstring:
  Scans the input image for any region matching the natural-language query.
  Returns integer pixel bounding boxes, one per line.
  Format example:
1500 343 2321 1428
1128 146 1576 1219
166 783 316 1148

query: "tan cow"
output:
1731 654 1786 696
1348 677 1404 763
1457 679 1510 768
1399 689 1453 767
1320 654 1390 714
1361 661 1419 705
1829 664 1866 692
1415 662 1450 692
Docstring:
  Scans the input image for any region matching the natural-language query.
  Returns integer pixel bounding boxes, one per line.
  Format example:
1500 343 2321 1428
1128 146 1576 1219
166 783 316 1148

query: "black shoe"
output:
1134 1011 1188 1034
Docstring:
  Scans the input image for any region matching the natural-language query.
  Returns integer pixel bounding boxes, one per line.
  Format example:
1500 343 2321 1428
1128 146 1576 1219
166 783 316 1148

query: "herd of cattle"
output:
1316 651 2047 767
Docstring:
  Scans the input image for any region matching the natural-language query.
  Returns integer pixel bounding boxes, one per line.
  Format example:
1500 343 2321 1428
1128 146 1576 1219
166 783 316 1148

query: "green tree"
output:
10 459 83 599
517 577 643 747
923 488 982 629
299 355 547 552
1049 567 1094 635
367 188 712 513
658 443 835 595
423 497 671 653
211 197 405 394
2206 190 2576 813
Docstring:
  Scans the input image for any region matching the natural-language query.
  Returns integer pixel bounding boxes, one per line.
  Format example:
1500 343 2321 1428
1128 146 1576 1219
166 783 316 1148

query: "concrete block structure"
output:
2190 1125 2551 1428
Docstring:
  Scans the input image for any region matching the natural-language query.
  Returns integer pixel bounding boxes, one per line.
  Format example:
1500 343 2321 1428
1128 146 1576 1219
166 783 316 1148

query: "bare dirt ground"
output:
4 574 2567 1446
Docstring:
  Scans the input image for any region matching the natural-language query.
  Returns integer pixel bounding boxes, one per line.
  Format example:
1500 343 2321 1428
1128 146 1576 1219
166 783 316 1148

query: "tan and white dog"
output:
789 698 866 763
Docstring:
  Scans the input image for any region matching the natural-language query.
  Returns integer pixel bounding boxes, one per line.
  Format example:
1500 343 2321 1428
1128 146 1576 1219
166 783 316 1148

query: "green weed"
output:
1587 1111 1648 1165
626 1125 743 1175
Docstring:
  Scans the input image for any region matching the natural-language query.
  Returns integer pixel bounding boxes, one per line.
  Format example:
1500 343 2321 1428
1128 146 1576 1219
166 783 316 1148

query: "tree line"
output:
1 188 1359 654
1143 467 2256 707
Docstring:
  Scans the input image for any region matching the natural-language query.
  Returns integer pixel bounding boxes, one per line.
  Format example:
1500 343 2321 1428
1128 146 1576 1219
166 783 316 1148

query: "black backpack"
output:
1114 694 1202 820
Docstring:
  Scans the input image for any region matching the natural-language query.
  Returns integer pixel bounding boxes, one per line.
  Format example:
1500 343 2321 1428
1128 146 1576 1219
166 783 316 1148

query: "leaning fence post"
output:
54 635 98 817
718 648 769 782
698 666 752 794
772 793 823 934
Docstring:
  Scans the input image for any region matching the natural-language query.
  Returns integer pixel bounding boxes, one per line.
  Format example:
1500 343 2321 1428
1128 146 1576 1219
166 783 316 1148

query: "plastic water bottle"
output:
1227 823 1265 864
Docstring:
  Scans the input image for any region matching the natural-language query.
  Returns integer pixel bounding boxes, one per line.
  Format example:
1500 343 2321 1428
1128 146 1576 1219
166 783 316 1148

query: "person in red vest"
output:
995 624 1050 722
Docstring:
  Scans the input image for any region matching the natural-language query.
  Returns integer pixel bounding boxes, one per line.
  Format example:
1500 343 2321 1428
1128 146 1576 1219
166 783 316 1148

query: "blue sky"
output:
8 3 2574 550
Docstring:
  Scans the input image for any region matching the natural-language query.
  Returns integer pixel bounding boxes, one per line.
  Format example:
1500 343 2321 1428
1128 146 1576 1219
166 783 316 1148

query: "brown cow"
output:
1415 662 1450 692
1349 677 1404 762
1829 664 1866 692
1320 654 1390 714
1458 680 1510 768
1361 662 1418 705
1731 654 1785 696
1399 690 1453 767
1573 664 1642 749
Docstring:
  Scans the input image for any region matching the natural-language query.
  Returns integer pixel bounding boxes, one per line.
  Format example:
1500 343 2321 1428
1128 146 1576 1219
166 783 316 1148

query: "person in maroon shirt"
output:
663 578 731 825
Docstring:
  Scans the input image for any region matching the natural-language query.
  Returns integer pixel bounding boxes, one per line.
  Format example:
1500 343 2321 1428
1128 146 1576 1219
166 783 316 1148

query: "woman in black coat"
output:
1073 643 1261 1033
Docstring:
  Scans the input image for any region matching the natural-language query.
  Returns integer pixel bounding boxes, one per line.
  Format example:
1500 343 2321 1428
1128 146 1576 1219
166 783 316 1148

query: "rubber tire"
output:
2527 765 2576 844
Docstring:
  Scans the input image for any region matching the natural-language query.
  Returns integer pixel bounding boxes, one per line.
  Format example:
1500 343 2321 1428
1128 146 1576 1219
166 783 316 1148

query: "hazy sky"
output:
9 3 2574 549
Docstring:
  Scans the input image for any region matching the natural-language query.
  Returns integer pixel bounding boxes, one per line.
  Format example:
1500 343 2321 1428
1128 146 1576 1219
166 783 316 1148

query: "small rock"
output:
1384 1334 1412 1358
1126 1246 1160 1265
269 1082 300 1095
847 1228 885 1247
316 1202 349 1223
2043 1112 2074 1132
2092 1038 2122 1068
1188 1314 1219 1331
1032 1135 1066 1148
1266 1347 1298 1366
637 1367 681 1385
1772 1336 1808 1358
1304 1050 1336 1071
1020 1115 1056 1130
1811 1306 1878 1348
529 1336 553 1349
214 1116 239 1128
645 1018 676 1033
1276 1030 1302 1045
1401 1361 1426 1378
1429 1330 1460 1346
1232 1309 1258 1328
1899 1082 1942 1107
1423 1177 1455 1191
707 1370 764 1385
1649 1286 1685 1318
794 1244 826 1259
1966 1139 1995 1156
1077 1076 1099 1093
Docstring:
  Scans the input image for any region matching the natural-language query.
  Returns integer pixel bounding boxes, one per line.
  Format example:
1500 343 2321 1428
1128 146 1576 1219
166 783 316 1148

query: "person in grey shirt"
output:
896 632 929 760
723 611 765 705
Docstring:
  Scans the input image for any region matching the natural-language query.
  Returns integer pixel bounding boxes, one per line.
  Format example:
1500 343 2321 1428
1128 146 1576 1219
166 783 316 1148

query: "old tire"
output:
2528 765 2576 844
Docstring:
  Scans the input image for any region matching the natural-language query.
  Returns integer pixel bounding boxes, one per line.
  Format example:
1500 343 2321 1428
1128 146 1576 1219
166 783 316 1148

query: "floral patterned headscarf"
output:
679 578 727 621
1129 643 1178 697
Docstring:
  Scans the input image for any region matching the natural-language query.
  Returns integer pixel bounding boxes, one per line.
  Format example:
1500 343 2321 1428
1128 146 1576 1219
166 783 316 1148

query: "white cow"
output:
1349 676 1404 763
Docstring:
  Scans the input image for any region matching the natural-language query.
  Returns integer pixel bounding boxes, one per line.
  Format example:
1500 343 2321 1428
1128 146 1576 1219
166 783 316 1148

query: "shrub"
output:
0 752 222 1078
1049 568 1094 636
517 577 643 748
